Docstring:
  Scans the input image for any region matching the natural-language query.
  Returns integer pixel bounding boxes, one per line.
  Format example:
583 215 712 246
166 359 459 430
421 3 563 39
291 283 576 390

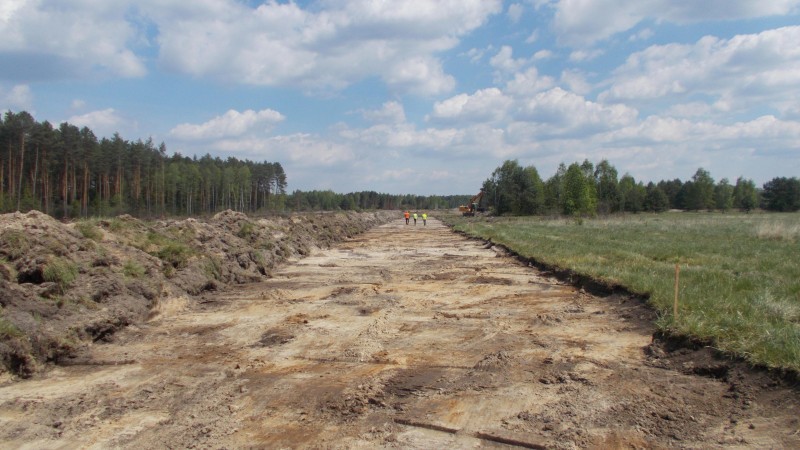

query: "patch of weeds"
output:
122 260 146 278
42 237 69 256
756 222 800 243
251 251 270 275
156 242 194 269
75 220 103 241
102 217 128 233
162 265 176 278
204 256 223 281
0 230 30 260
0 315 22 339
43 257 79 293
237 221 257 241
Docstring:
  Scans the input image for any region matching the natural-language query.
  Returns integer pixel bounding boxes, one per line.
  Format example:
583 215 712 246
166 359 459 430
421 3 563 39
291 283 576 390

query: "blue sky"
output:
2 0 799 195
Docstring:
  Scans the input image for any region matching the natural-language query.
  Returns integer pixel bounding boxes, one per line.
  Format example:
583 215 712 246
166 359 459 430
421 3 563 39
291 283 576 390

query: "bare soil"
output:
1 218 798 449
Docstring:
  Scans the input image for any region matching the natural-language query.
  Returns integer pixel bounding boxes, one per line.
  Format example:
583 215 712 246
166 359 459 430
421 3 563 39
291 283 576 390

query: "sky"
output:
1 0 800 195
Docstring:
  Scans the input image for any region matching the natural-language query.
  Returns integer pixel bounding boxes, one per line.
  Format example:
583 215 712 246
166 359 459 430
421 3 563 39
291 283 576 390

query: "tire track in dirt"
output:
1 218 798 449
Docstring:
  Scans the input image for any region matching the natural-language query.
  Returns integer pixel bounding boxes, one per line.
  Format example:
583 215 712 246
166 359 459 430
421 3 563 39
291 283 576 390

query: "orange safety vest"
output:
404 211 410 219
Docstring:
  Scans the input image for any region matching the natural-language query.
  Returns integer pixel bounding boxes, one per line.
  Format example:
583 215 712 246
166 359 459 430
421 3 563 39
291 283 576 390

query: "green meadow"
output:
444 212 800 372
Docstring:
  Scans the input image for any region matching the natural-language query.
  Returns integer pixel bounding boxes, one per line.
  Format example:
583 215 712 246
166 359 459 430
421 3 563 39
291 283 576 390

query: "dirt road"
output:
1 218 798 449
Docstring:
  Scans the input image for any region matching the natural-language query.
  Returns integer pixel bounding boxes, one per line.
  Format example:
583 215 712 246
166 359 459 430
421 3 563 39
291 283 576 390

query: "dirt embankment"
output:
0 210 396 377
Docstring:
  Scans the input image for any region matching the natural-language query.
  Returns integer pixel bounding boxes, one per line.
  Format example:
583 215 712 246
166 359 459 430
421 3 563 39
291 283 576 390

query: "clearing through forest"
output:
1 217 798 448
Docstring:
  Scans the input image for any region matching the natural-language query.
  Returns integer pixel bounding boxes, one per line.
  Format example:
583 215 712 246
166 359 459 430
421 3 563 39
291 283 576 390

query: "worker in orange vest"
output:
404 211 410 225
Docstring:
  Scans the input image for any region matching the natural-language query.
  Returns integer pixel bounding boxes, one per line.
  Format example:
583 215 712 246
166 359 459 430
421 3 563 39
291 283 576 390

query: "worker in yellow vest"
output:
422 213 427 226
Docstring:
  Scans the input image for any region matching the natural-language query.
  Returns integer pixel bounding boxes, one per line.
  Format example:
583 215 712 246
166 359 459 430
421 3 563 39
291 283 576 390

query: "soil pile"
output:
0 210 396 377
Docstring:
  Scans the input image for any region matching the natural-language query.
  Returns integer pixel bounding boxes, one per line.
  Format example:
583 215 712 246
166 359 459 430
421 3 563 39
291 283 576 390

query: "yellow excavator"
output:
458 190 485 216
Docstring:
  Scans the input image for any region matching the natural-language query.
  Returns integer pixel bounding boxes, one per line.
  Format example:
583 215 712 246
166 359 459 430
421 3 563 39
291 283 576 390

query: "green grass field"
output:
444 212 800 372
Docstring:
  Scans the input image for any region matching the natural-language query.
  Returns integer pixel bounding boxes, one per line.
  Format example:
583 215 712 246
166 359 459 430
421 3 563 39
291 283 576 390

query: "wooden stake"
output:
673 263 680 319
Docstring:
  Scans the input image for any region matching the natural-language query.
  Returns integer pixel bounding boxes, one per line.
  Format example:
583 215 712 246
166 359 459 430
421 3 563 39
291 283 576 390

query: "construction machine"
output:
458 190 485 216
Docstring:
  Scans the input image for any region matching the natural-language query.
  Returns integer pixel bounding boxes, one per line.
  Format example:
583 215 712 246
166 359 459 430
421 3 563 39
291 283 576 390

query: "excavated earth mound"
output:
0 210 396 377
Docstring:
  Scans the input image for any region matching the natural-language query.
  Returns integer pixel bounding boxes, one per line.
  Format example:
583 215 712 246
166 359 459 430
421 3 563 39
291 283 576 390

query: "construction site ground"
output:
1 217 798 449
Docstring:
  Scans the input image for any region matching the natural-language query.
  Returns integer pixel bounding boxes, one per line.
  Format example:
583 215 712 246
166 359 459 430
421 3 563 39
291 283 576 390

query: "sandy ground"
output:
1 218 798 449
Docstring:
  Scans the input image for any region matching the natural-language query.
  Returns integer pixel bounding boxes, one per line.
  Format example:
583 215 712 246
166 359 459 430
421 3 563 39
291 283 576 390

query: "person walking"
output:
413 212 418 225
422 213 427 226
404 211 410 225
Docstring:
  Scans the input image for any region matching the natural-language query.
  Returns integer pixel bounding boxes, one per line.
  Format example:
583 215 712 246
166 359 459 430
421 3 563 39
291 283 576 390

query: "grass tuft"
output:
1 230 30 260
755 221 800 242
43 257 79 293
75 220 103 241
0 315 22 339
122 260 146 278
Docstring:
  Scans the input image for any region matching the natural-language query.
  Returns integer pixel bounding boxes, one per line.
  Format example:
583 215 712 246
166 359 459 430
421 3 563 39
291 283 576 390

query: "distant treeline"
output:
0 110 465 219
482 159 800 216
286 190 470 211
1 111 288 218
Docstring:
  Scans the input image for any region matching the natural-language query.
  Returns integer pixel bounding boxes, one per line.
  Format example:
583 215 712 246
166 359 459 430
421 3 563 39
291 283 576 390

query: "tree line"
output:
0 110 287 218
1 110 468 218
286 190 470 212
482 159 800 216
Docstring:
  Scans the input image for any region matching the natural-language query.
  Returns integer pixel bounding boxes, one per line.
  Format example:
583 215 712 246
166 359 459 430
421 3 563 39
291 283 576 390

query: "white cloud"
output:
1 84 33 112
70 99 87 110
383 57 455 96
428 88 512 123
507 3 524 23
629 28 654 42
553 0 800 47
198 132 356 167
533 49 553 60
67 109 126 136
0 1 146 80
0 0 502 94
170 109 285 141
465 47 488 63
490 46 529 74
599 26 800 116
152 0 502 95
515 87 639 135
361 101 406 124
559 69 591 95
569 48 604 62
504 67 556 96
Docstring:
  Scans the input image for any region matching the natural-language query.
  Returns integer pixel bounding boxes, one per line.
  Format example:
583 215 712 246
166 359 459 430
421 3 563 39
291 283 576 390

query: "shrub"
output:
75 221 103 241
156 243 193 269
1 230 30 260
122 260 146 278
237 221 256 241
43 257 79 293
204 256 223 281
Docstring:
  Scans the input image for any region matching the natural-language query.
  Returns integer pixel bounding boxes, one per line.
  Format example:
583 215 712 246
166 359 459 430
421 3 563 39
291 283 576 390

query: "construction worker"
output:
404 211 410 225
422 213 427 226
413 212 418 225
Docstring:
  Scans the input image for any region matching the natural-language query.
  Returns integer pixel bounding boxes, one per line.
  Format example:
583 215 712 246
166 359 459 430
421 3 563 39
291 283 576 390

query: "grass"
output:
122 260 146 278
43 257 79 293
1 230 30 259
75 220 103 241
0 315 22 339
445 211 800 372
155 242 194 270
